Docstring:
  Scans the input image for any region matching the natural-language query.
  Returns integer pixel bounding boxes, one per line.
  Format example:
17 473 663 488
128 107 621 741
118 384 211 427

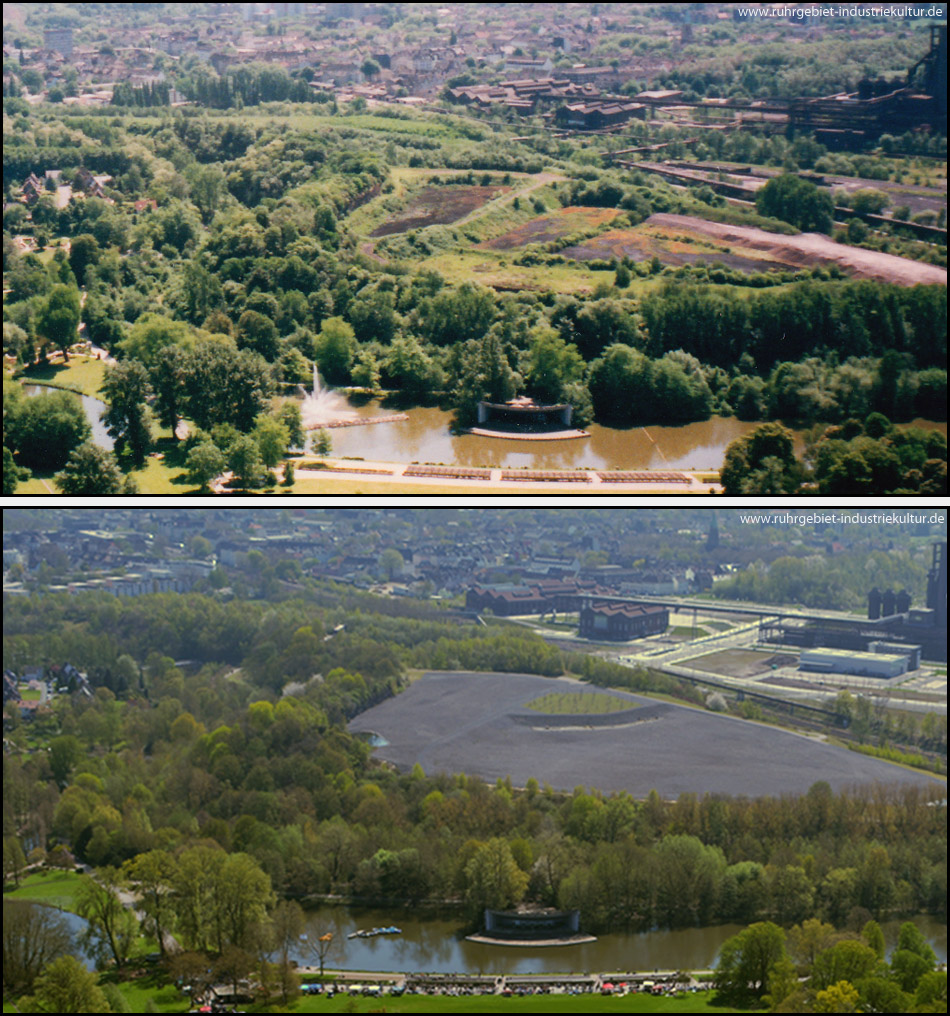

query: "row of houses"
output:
9 1 690 107
20 168 111 206
448 76 651 129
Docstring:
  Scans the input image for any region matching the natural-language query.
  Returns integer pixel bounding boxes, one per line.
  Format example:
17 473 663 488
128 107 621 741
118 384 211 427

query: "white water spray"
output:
300 365 357 428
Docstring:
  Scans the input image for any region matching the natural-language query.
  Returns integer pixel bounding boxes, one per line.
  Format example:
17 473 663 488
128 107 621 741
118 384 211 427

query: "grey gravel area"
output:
348 672 942 797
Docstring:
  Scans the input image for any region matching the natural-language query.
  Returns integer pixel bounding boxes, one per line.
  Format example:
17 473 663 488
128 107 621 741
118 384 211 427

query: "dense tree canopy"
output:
755 173 834 233
5 388 90 472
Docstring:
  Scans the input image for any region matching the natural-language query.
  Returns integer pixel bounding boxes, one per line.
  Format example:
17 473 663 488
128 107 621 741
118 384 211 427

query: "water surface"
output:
295 907 947 974
318 400 945 472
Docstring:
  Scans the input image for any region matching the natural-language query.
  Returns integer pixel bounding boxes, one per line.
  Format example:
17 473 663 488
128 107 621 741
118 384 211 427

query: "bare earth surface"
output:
617 214 948 285
479 206 623 250
349 671 942 798
370 185 510 236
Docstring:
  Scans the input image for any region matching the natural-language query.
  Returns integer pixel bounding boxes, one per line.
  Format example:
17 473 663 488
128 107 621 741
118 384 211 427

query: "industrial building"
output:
800 647 916 680
619 27 946 148
761 543 947 663
466 577 611 616
578 599 669 641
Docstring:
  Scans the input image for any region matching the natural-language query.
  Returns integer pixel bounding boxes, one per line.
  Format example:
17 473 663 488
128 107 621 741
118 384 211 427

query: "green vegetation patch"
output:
290 988 740 1013
669 625 711 638
481 205 626 250
15 355 108 399
125 451 194 495
109 973 190 1013
526 691 633 715
688 649 780 678
417 249 615 294
848 741 946 777
8 870 83 911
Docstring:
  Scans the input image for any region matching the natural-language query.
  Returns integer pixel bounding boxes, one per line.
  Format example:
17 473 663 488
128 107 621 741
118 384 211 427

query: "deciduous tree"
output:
2 901 74 995
76 868 138 969
30 955 110 1014
714 921 787 1004
54 443 129 495
101 360 153 464
5 390 90 472
37 284 81 361
185 441 225 492
756 173 834 232
464 838 528 919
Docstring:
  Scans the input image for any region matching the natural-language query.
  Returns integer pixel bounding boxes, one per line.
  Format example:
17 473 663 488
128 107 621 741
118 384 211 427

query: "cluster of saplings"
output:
4 592 945 961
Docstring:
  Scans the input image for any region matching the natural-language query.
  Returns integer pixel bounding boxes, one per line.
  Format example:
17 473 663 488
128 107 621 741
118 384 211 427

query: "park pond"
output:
310 398 946 472
19 379 947 476
294 907 948 975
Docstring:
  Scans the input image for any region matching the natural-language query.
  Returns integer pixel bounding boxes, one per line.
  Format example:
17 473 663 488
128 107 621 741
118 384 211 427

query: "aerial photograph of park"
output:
1 2 946 499
2 505 947 1012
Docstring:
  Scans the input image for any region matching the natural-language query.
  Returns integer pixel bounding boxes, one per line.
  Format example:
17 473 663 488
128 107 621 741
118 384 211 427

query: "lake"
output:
311 399 945 472
294 906 947 975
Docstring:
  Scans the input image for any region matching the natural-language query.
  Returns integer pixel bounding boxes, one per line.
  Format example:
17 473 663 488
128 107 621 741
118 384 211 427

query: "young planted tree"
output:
307 930 337 978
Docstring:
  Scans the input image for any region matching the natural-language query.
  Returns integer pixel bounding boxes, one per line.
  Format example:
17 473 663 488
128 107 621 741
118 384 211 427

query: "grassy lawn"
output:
127 450 195 495
3 983 745 1015
669 626 711 638
276 476 503 497
7 445 196 497
8 460 195 498
289 989 744 1013
9 472 57 495
526 692 632 714
105 971 191 1013
7 870 83 911
16 355 108 398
